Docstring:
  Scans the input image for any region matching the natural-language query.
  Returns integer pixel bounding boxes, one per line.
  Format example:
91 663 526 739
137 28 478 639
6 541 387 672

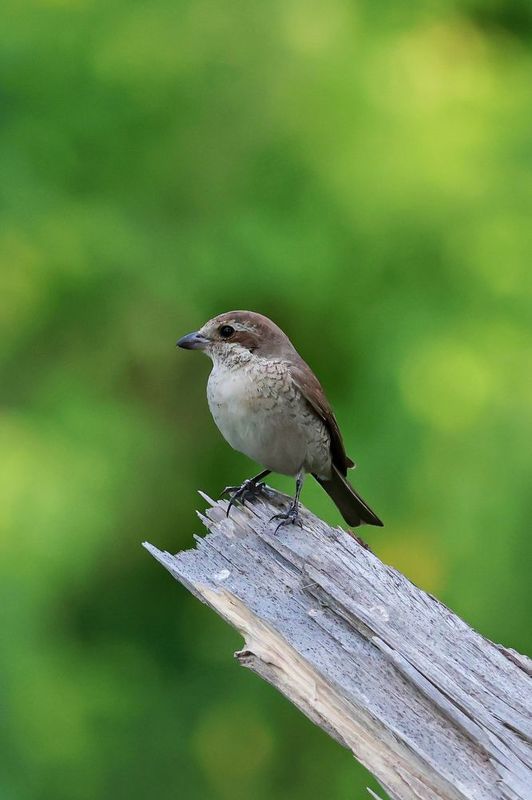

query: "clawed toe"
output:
270 507 302 534
223 479 267 517
220 485 240 497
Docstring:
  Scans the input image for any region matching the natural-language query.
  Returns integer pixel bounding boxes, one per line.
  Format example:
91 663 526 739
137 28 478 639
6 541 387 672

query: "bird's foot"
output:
222 479 268 517
270 504 302 534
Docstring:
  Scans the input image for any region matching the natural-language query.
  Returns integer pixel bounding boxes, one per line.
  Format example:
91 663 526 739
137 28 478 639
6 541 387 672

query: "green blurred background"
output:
1 0 531 798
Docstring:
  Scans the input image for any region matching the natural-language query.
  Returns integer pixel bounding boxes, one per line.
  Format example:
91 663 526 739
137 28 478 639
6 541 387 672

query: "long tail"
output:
313 465 383 527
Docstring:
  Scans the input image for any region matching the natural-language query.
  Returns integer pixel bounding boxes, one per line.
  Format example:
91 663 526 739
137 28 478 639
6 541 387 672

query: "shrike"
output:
177 311 382 532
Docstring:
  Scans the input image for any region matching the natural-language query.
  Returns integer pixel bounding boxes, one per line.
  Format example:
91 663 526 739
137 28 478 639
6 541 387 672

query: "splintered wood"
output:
144 487 532 800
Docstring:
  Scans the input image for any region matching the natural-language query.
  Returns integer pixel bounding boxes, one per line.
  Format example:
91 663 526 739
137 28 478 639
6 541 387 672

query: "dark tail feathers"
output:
313 465 383 528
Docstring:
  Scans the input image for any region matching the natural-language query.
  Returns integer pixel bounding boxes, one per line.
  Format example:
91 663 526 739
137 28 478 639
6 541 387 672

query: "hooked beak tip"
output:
176 331 209 350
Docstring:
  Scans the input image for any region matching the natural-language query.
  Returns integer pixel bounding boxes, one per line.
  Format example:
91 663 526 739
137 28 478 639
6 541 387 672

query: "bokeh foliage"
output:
1 1 531 798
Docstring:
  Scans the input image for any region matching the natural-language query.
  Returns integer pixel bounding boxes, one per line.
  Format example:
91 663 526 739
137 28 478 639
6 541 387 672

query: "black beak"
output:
176 331 209 350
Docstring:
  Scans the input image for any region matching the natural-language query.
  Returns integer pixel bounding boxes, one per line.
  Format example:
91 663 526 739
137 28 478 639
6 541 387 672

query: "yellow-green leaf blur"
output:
1 1 531 798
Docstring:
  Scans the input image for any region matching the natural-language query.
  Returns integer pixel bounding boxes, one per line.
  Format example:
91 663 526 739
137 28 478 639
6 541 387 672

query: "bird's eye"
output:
219 324 235 339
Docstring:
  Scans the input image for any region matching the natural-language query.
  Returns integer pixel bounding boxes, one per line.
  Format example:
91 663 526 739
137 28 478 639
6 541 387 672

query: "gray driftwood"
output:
143 487 532 800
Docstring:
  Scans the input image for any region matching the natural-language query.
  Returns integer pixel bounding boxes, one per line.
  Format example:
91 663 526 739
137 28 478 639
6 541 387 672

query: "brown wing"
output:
289 357 355 476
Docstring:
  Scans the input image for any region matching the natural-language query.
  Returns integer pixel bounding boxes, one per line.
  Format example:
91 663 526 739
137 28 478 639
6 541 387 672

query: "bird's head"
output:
177 311 294 365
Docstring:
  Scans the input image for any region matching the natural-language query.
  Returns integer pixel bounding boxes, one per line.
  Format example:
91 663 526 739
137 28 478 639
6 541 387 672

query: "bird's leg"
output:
270 471 304 534
222 469 271 516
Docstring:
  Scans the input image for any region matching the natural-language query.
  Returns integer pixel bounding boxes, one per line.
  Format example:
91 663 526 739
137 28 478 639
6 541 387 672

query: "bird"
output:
177 310 383 532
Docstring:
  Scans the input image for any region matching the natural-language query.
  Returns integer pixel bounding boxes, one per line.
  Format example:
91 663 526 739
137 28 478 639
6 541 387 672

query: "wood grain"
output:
144 487 532 800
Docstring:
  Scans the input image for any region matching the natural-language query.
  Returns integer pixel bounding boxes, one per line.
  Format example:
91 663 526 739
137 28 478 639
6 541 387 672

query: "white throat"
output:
207 342 256 370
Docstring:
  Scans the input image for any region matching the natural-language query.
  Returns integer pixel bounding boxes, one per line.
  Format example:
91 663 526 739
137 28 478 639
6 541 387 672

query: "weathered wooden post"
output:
144 488 532 800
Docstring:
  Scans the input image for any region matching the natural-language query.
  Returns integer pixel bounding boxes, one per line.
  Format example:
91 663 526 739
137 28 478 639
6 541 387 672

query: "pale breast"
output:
206 359 332 477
